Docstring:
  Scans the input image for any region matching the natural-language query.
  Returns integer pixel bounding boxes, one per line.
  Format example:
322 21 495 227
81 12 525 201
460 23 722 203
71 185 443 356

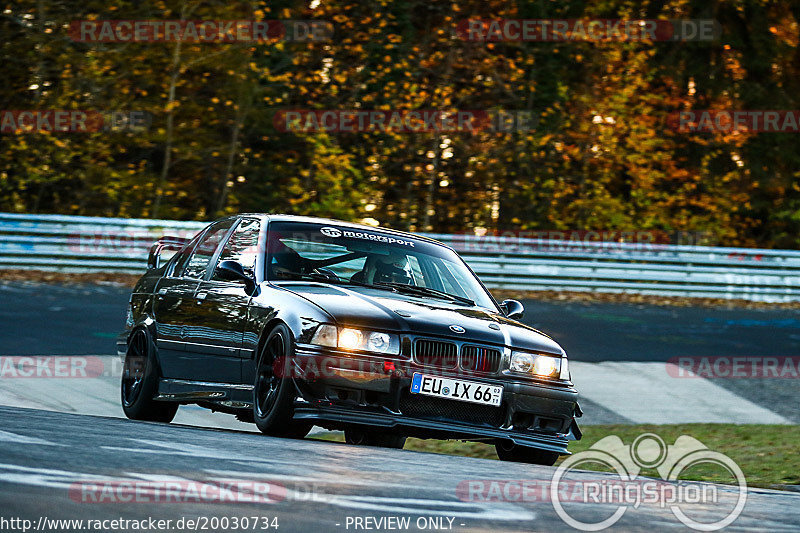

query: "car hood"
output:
276 282 564 356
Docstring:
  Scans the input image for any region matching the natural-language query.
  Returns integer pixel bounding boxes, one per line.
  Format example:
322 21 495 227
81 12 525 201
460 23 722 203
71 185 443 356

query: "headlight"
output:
339 328 362 350
509 352 534 373
510 351 562 378
311 325 400 355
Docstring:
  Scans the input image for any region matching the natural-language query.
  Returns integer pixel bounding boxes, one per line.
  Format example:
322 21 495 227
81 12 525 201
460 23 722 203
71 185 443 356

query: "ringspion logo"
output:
551 434 747 531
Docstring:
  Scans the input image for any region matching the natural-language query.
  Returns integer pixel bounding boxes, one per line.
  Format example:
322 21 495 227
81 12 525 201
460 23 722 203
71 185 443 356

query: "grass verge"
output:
313 424 800 489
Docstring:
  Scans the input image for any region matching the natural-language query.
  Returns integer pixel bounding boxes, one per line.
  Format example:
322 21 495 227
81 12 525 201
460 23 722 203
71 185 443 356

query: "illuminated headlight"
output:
339 328 362 350
510 351 562 378
311 325 400 355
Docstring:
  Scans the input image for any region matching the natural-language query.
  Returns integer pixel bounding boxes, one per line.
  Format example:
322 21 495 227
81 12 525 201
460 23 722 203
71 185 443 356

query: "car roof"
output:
235 213 450 248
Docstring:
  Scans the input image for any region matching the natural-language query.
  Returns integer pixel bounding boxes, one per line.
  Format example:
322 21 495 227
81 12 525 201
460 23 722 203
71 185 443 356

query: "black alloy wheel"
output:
253 323 312 438
121 328 178 423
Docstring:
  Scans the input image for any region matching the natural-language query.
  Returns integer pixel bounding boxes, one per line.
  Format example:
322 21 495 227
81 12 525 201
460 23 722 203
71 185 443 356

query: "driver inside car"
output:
269 240 305 280
352 254 414 285
373 254 413 284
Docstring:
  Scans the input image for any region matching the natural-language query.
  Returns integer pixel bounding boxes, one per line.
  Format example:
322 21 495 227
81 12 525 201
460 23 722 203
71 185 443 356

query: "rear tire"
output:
253 324 312 439
345 427 406 449
121 328 178 423
495 441 560 466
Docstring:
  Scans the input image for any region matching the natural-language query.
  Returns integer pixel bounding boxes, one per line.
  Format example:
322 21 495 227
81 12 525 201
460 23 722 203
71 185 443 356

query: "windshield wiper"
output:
373 282 475 306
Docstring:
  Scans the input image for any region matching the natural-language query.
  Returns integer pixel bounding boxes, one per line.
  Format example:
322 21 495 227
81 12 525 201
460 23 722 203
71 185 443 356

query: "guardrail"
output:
1 212 798 302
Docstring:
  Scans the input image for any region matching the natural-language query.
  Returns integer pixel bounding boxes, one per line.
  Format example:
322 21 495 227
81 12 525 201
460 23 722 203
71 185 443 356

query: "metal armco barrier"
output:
1 212 799 302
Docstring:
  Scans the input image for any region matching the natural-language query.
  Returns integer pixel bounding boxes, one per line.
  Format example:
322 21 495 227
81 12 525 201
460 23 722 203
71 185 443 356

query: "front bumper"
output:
292 346 581 454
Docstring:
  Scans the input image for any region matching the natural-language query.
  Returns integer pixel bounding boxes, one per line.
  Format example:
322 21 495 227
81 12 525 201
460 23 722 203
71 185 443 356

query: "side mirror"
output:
216 260 255 293
499 299 525 320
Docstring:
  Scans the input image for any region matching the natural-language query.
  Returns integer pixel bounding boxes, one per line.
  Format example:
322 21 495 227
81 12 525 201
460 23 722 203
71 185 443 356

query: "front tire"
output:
253 324 311 439
121 328 178 423
495 441 560 466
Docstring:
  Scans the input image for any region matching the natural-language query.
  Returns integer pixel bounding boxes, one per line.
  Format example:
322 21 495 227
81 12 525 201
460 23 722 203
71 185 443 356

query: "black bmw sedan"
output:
118 214 581 465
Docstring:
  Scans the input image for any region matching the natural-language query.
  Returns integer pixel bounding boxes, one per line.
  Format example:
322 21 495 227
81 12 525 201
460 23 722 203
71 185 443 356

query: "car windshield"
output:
266 221 497 311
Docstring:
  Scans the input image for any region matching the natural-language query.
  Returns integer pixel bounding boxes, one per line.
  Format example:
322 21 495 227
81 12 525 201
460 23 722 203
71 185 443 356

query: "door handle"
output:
196 292 208 303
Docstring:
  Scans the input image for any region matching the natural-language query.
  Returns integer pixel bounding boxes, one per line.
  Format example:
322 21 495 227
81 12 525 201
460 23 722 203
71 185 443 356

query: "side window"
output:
181 220 235 279
170 232 203 277
212 219 261 280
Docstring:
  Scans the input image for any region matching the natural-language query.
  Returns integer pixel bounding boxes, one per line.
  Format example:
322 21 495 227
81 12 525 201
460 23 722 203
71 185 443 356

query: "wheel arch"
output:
255 317 292 362
126 318 165 377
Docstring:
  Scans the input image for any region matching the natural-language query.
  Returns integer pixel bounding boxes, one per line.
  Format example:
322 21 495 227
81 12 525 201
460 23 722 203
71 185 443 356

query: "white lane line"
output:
320 496 535 521
0 463 120 489
204 470 537 519
0 429 65 446
100 445 278 465
203 469 326 483
0 462 535 520
571 361 791 424
204 469 418 490
103 438 290 464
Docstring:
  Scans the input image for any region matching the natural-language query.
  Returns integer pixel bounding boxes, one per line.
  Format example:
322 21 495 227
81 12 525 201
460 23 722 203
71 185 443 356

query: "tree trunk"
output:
150 37 183 219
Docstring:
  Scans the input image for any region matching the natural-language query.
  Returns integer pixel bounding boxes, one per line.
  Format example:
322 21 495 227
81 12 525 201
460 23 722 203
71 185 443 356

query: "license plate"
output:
410 373 503 406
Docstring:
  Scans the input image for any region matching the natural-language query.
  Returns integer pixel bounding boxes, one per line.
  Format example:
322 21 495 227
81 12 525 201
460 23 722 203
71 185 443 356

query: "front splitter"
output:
293 404 574 454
